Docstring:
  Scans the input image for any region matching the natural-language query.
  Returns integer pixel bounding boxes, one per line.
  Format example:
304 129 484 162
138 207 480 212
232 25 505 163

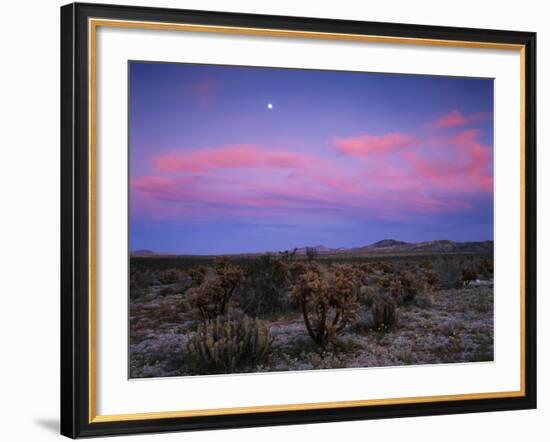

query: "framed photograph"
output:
60 2 536 438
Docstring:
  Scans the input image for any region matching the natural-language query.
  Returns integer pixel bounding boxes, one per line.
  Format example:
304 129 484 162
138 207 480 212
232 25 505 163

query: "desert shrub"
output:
399 270 417 302
388 278 402 300
378 274 392 289
173 294 187 313
415 292 435 308
477 258 494 279
185 259 244 321
157 299 180 322
379 274 403 301
287 261 307 284
356 263 372 275
278 248 298 264
129 269 155 298
422 269 440 289
441 319 465 337
290 264 360 350
434 335 465 361
305 247 318 261
371 295 399 331
462 267 479 286
157 268 181 285
186 314 273 374
436 320 466 360
239 254 291 315
158 285 180 297
473 331 494 361
214 257 244 299
375 261 394 274
485 258 494 276
405 268 439 308
186 279 226 320
359 285 377 307
469 290 493 313
432 257 462 288
420 260 433 270
188 266 208 286
354 263 374 287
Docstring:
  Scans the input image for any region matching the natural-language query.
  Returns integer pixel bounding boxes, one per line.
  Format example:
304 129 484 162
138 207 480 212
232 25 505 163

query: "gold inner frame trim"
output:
88 17 527 424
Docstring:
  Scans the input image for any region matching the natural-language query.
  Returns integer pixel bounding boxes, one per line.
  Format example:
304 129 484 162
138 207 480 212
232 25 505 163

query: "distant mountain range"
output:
130 249 157 257
130 239 493 257
293 239 493 255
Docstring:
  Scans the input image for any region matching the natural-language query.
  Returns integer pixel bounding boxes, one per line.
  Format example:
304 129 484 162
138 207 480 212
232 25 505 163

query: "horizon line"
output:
130 238 494 257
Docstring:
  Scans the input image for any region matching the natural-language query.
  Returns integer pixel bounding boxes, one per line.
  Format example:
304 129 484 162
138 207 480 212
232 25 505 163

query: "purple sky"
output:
129 61 494 255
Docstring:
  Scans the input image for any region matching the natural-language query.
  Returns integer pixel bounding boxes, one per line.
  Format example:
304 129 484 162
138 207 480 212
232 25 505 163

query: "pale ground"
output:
129 284 493 378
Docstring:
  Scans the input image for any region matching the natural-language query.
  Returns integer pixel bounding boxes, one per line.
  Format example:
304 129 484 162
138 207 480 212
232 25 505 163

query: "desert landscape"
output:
128 62 495 379
129 239 493 378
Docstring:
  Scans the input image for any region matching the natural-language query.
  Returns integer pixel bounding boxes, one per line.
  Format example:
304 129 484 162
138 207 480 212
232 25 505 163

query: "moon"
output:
267 103 273 109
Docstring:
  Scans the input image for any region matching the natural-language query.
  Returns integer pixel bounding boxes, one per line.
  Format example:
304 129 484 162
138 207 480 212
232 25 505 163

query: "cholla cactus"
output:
355 263 372 286
359 285 377 307
287 261 307 284
374 261 393 274
371 295 399 331
379 274 403 301
214 257 245 302
186 314 273 373
290 264 360 350
240 254 291 315
186 279 226 320
158 268 181 284
462 267 478 287
421 269 440 290
388 278 403 300
186 259 244 321
400 270 415 299
188 266 208 286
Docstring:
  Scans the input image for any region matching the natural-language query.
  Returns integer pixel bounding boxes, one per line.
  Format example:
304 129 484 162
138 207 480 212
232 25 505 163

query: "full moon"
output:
267 103 273 109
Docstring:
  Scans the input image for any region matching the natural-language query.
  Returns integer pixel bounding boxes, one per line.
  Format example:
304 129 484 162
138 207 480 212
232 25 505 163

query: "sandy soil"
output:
129 283 493 378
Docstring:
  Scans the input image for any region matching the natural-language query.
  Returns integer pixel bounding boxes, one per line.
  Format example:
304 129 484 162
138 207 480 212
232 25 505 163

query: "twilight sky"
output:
129 61 494 255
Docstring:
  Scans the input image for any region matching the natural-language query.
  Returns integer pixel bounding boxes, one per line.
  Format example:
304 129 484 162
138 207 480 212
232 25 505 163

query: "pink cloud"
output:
333 133 416 157
133 122 493 223
330 124 492 195
131 167 473 224
431 110 467 129
153 144 328 172
403 129 493 193
431 110 492 129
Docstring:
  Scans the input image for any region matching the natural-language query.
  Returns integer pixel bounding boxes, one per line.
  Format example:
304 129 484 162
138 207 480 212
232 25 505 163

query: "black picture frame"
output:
61 2 537 438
